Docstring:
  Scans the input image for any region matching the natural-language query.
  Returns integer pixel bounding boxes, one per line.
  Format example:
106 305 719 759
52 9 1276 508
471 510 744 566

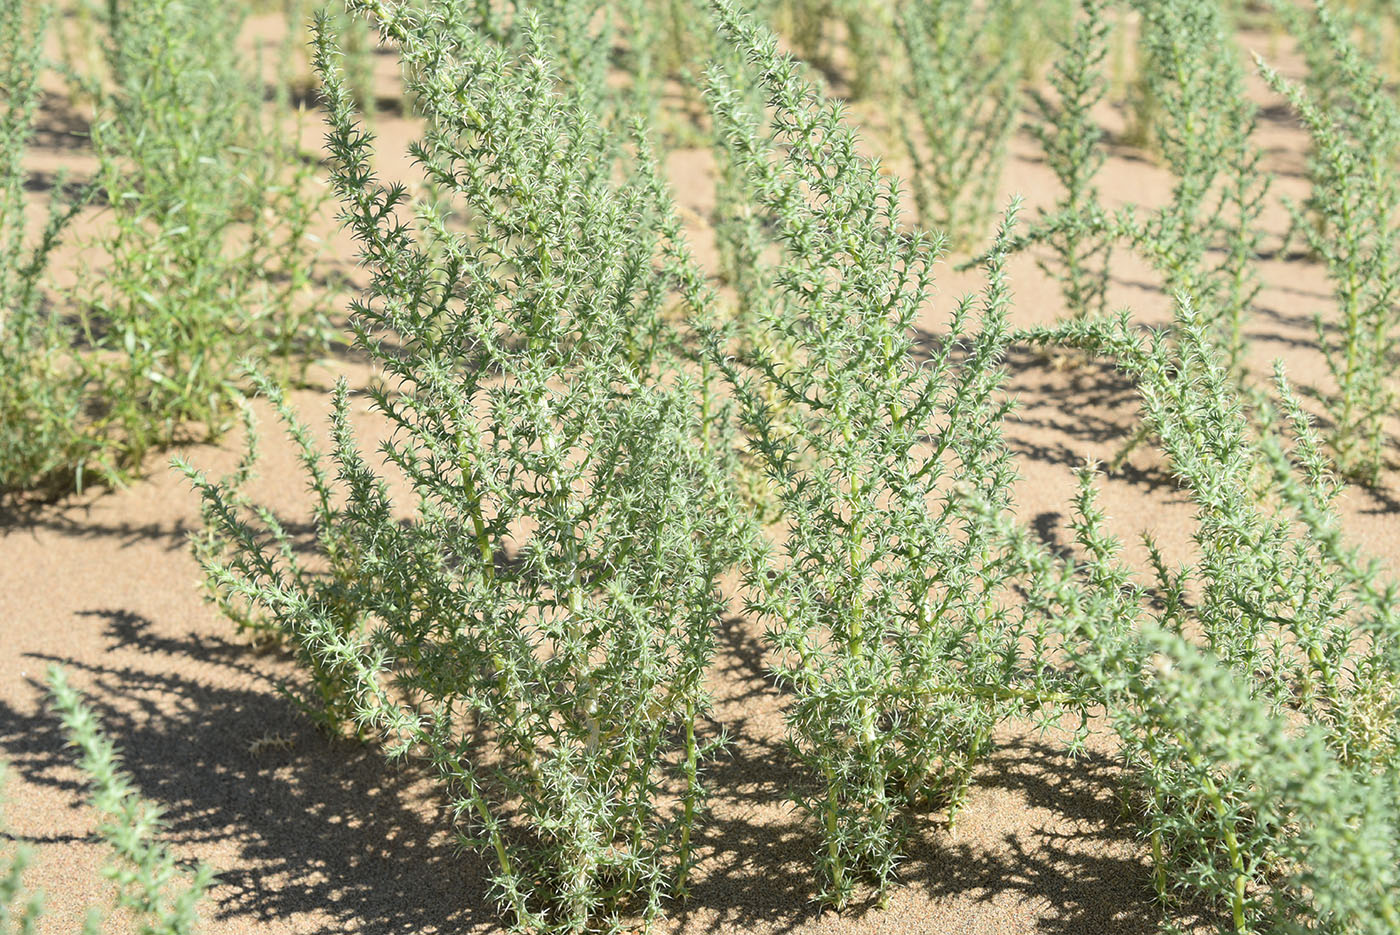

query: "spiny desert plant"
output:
183 3 751 931
1125 0 1267 373
0 667 215 935
706 2 1056 904
1011 503 1400 933
47 666 217 935
1027 0 1114 318
1260 2 1399 483
512 0 614 122
898 0 1023 249
413 0 618 133
1024 299 1400 931
0 764 41 933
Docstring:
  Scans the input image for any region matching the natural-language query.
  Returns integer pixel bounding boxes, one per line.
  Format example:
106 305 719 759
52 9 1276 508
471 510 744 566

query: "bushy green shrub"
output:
157 1 1400 931
704 2 1056 904
183 2 751 931
1025 300 1400 932
1261 1 1398 483
897 0 1022 250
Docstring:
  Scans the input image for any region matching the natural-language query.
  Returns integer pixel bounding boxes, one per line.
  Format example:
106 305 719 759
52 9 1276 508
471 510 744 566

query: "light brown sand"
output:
4 11 1398 935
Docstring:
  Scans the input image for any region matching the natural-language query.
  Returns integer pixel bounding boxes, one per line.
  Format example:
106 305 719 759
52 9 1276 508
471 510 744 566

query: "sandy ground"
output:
3 9 1398 935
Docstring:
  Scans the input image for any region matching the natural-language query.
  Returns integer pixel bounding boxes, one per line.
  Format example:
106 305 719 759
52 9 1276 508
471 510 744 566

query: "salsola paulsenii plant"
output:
1260 1 1399 483
1011 517 1400 934
898 0 1022 249
1124 0 1268 374
0 0 99 495
0 667 215 934
705 1 1059 905
1023 300 1400 932
1026 0 1113 318
182 1 750 931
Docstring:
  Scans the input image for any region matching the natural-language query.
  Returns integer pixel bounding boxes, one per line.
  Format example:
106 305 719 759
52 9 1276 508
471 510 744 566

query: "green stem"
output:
822 771 845 903
676 700 699 897
1190 752 1249 932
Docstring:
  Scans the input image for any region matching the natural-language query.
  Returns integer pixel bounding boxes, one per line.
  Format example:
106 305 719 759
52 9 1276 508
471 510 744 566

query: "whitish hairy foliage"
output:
1027 0 1113 318
1260 1 1399 484
1025 302 1400 932
475 0 615 123
1010 516 1399 933
1124 0 1267 374
0 667 215 935
898 0 1022 249
705 1 1057 905
0 0 98 495
182 2 751 931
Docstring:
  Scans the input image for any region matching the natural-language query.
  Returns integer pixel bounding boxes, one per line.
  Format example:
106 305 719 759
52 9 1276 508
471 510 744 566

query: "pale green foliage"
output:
1124 0 1267 373
46 666 216 935
407 0 617 129
1260 2 1398 483
0 763 43 934
1027 0 1113 317
80 0 332 473
1025 301 1400 932
147 0 1400 931
1012 514 1400 934
704 14 801 521
505 0 614 120
898 0 1022 249
705 3 1051 904
182 2 750 931
0 0 98 495
330 3 379 118
0 667 214 935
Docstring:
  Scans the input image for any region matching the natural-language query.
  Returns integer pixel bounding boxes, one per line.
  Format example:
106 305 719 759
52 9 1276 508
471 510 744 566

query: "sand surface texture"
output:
4 10 1399 935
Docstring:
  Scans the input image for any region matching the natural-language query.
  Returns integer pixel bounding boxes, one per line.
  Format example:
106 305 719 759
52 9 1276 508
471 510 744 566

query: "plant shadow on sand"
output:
900 739 1217 935
660 613 1207 934
1 609 491 935
0 603 1203 935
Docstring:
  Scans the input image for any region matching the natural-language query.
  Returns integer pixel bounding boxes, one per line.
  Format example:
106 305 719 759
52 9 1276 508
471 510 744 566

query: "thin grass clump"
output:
1 0 333 498
0 0 98 495
78 0 333 475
